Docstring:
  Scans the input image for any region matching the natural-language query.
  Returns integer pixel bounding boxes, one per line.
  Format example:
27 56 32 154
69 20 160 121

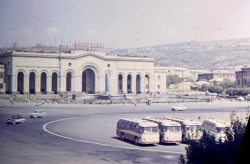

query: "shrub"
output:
180 110 249 164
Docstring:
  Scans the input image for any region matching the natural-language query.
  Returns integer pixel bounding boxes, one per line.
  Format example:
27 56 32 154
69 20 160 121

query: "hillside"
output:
116 38 250 70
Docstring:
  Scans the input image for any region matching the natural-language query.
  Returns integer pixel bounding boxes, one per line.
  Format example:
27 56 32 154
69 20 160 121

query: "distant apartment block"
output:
235 66 250 88
197 70 235 82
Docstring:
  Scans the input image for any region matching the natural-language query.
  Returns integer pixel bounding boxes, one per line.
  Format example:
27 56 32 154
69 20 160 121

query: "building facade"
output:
0 64 5 93
197 70 235 82
235 66 250 88
0 50 166 96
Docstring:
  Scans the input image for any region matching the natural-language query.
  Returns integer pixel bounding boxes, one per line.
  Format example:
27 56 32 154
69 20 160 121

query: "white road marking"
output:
43 115 184 154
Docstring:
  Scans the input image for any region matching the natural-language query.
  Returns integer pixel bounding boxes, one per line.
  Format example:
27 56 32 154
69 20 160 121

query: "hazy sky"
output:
0 0 250 48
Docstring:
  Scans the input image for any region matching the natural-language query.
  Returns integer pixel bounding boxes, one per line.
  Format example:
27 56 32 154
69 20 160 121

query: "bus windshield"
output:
216 127 225 133
163 126 181 132
186 125 202 131
140 127 159 133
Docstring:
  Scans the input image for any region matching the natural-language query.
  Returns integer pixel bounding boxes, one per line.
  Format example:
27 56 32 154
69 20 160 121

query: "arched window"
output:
41 72 47 94
17 72 24 94
127 74 132 94
82 69 95 94
66 72 72 92
118 74 123 94
52 72 58 94
29 72 36 94
136 74 141 94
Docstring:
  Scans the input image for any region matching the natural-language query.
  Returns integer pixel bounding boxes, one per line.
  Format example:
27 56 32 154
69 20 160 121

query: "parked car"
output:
171 105 187 111
6 115 26 124
29 110 46 118
236 97 245 102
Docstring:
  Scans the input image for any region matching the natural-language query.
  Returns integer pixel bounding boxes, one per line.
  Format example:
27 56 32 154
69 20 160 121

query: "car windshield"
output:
163 126 181 132
11 115 22 119
140 127 159 133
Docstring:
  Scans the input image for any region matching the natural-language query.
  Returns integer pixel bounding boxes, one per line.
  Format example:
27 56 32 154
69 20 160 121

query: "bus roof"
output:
203 118 230 127
143 116 181 126
119 117 158 127
165 116 202 126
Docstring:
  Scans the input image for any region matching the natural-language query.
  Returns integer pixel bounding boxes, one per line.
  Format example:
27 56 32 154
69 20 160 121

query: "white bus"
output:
143 116 182 144
165 116 203 142
202 118 230 142
116 117 160 145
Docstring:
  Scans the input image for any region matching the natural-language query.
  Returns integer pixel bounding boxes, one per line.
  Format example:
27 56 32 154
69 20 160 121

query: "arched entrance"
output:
136 74 141 94
66 72 72 92
29 72 36 94
41 72 47 94
118 74 123 94
145 74 150 93
82 69 95 94
127 74 132 94
17 72 24 94
52 72 58 94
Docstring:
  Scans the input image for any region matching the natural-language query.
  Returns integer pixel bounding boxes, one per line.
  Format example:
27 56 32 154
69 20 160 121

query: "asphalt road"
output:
0 99 249 164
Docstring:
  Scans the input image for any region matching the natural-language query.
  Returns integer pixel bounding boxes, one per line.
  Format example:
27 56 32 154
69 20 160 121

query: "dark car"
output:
6 115 26 124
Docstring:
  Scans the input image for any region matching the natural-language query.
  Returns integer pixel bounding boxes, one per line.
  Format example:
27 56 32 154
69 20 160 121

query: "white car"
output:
6 115 26 124
171 105 187 111
29 110 46 118
236 97 245 101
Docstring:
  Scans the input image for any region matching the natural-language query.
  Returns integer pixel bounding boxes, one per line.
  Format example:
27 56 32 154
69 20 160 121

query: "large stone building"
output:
0 50 167 96
235 66 250 88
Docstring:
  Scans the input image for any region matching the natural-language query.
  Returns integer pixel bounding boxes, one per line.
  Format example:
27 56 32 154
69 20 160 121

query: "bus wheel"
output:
121 133 125 141
134 137 139 145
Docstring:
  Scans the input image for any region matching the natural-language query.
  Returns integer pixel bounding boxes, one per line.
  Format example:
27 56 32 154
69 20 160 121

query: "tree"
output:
200 84 209 92
181 110 248 164
208 85 223 93
226 88 250 96
219 79 235 89
167 75 183 87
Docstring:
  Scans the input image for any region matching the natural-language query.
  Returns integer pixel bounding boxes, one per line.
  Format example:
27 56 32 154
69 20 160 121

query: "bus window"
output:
125 121 130 129
175 126 181 132
140 127 158 133
129 122 135 130
117 121 121 126
185 126 189 131
152 127 159 132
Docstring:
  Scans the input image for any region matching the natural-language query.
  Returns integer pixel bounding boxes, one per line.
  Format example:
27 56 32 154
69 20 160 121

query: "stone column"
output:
11 75 17 94
98 75 105 95
35 74 40 94
141 76 145 94
74 75 82 93
47 75 52 94
122 75 127 94
132 75 136 94
60 75 66 93
23 75 29 94
108 71 118 96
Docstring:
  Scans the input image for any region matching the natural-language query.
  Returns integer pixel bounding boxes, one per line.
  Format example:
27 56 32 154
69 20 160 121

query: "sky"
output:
0 0 250 49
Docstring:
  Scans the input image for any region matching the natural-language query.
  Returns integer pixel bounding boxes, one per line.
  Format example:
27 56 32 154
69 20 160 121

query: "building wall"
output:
236 67 250 88
0 50 166 95
0 65 5 93
197 70 235 82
